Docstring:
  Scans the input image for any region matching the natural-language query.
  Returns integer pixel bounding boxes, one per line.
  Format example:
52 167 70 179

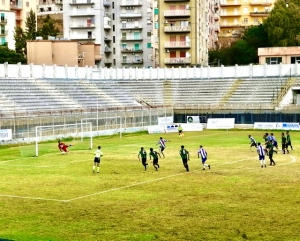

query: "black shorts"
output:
182 158 188 164
153 158 158 165
94 157 100 163
142 158 147 165
179 130 182 134
250 142 257 147
160 146 165 152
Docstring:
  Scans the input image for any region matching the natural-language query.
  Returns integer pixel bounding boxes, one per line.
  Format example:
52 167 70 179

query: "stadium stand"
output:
0 76 297 117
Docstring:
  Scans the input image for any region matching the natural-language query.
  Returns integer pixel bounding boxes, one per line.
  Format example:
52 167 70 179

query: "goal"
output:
35 122 92 157
81 116 122 139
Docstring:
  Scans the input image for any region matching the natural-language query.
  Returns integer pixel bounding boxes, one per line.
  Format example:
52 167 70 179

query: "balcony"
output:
120 1 142 6
70 37 95 41
214 14 220 21
164 25 191 33
220 22 242 27
55 0 63 4
70 24 95 29
120 25 143 30
104 59 112 64
164 0 190 2
121 48 143 53
250 11 269 17
10 4 23 10
120 12 142 18
121 59 144 64
104 36 111 42
95 54 101 61
0 19 7 25
165 57 191 65
164 10 190 18
104 24 111 30
214 24 220 32
249 0 272 6
104 47 112 53
164 41 191 49
214 2 220 10
70 11 95 17
121 36 143 41
103 0 111 7
220 1 241 7
220 12 241 17
70 0 95 5
0 30 8 36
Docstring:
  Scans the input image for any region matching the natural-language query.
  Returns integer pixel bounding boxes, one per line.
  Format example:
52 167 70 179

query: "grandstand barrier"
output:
0 62 299 80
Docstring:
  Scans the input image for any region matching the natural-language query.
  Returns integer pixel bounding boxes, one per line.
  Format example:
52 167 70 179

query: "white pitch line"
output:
0 194 68 203
0 154 296 203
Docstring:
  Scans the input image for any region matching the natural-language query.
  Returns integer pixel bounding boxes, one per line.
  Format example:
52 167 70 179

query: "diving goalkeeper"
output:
58 140 74 154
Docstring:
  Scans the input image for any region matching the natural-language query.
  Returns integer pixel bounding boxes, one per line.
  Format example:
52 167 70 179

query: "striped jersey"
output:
257 145 265 156
158 139 167 148
198 148 207 158
249 136 256 143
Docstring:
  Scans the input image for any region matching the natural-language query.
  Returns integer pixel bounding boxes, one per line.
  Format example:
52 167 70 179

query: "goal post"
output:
81 116 122 139
35 122 92 157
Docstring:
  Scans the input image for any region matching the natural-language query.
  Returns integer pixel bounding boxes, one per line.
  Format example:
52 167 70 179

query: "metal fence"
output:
0 107 174 140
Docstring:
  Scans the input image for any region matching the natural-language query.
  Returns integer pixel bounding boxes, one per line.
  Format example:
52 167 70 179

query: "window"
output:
2 0 5 5
113 36 115 43
26 1 29 7
147 31 151 37
147 43 152 48
291 57 300 64
112 13 114 20
266 57 282 65
243 18 248 24
155 22 158 29
154 8 158 15
113 25 115 31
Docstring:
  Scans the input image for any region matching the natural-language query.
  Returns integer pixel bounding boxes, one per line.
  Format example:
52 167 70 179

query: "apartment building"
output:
36 0 63 37
0 0 37 49
219 0 275 47
0 10 15 49
63 0 153 68
208 0 220 50
157 0 208 68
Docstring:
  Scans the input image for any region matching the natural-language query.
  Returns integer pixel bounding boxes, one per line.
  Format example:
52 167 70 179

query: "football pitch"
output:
0 130 299 241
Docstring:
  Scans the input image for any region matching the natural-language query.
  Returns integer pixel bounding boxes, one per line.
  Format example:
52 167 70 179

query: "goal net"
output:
35 122 92 157
81 116 122 139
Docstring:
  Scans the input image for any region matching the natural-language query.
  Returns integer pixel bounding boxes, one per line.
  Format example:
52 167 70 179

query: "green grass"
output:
0 130 299 241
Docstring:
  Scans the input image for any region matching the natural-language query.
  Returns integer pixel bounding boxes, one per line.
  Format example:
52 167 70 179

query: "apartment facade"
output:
62 0 153 68
219 0 275 47
0 10 15 49
208 0 220 50
157 0 208 68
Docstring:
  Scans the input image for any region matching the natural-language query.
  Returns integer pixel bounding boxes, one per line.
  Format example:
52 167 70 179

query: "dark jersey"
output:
139 150 147 159
179 149 189 159
149 151 159 160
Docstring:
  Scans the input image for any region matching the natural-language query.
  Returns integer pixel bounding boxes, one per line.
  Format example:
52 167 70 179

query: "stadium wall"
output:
0 62 299 80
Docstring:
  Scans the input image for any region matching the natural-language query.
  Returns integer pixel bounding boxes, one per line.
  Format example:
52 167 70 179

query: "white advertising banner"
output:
254 122 299 130
207 118 235 129
158 116 174 125
0 129 12 140
187 116 200 123
181 123 203 132
165 125 178 133
148 125 166 134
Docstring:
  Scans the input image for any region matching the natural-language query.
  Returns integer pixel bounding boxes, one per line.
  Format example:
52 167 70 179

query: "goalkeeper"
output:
58 140 74 154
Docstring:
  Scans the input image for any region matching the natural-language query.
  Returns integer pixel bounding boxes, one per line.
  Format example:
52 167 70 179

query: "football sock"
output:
97 167 100 173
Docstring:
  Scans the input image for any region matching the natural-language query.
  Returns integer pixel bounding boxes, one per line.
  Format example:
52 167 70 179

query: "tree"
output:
37 15 60 40
0 46 27 64
25 9 38 41
13 26 27 55
263 0 300 46
242 25 270 49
